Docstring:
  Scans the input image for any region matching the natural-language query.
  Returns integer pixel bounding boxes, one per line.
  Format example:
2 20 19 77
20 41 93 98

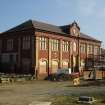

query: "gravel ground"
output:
0 80 105 105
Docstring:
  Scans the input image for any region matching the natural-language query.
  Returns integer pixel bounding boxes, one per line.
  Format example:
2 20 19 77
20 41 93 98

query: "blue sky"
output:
0 0 105 47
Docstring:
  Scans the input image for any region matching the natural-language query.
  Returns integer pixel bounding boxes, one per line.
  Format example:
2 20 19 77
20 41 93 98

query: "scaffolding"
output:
86 54 105 70
84 54 105 80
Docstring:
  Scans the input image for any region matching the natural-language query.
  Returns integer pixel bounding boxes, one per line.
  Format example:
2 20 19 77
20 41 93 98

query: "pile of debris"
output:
0 73 35 83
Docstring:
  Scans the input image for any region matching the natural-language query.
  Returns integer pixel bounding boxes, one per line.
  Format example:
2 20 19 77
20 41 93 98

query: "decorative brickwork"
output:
0 20 101 79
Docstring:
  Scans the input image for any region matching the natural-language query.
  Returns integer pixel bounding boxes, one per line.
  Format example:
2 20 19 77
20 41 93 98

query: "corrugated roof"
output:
3 19 101 42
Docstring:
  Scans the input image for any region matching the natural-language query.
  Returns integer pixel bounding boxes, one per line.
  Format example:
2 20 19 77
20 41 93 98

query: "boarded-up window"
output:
62 61 68 68
1 54 9 63
51 61 58 73
1 53 17 63
39 60 47 73
22 58 31 74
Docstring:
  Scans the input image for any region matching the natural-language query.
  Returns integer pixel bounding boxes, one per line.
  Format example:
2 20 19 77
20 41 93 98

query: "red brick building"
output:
0 20 101 79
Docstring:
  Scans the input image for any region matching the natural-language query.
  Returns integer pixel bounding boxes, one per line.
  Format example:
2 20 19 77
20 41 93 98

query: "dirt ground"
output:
0 80 105 105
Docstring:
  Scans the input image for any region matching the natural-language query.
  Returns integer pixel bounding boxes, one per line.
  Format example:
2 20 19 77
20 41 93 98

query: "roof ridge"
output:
31 19 59 27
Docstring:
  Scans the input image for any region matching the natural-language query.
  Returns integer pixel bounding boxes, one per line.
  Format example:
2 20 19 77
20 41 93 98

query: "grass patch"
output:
51 96 78 105
51 95 105 105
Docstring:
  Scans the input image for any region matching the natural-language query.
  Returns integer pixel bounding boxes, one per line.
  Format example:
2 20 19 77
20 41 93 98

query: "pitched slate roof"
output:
32 20 65 34
80 33 100 42
5 20 33 33
5 20 65 34
4 20 101 42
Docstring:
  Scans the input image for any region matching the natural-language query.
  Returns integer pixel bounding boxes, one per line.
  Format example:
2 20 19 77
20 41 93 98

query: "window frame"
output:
94 46 99 55
80 43 85 53
7 39 13 51
87 44 93 54
22 36 30 49
62 41 69 52
39 36 47 50
51 39 59 51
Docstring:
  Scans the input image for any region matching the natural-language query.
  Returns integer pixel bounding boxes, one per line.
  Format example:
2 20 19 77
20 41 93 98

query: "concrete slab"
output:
29 101 51 105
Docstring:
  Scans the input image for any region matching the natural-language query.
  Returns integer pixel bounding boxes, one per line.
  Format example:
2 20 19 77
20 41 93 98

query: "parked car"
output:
48 68 79 81
57 68 72 75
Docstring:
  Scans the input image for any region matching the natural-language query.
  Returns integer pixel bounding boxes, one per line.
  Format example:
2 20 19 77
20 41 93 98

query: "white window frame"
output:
51 39 59 51
62 41 69 52
39 37 47 50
